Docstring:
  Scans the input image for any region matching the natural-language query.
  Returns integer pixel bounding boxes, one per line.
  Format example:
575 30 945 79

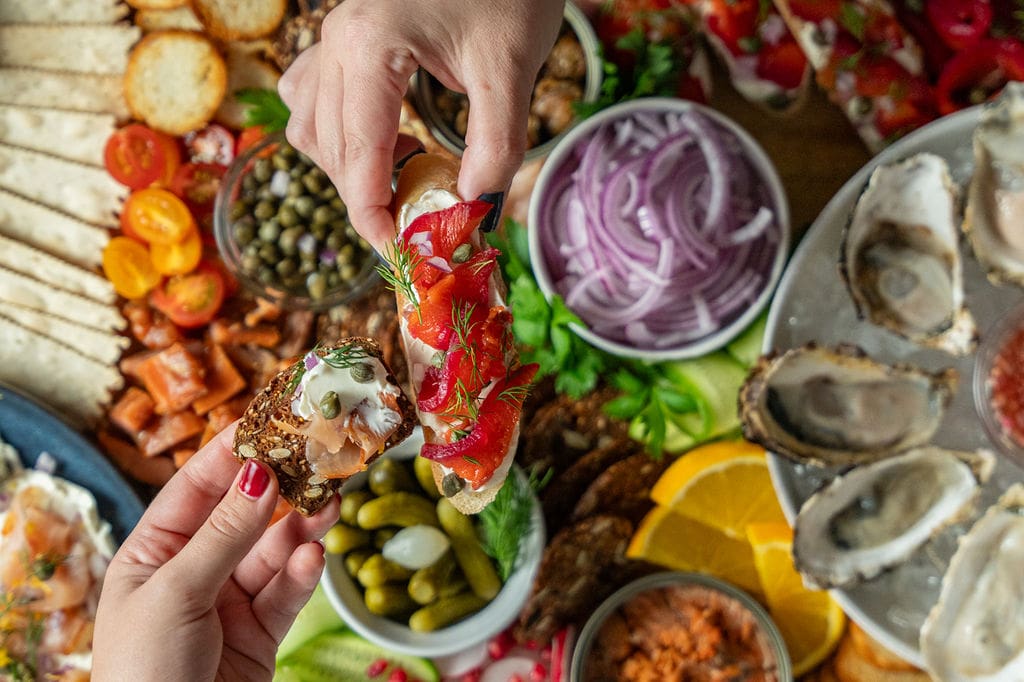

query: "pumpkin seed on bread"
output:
233 338 417 516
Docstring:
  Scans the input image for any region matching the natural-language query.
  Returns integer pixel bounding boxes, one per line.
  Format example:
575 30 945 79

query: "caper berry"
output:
441 473 465 498
254 200 275 221
258 219 281 243
307 272 327 299
319 390 341 419
451 243 473 263
294 195 316 218
349 362 375 384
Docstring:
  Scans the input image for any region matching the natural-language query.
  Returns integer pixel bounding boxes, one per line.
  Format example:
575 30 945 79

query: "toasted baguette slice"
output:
0 68 128 117
0 0 128 24
215 43 281 129
190 0 287 42
0 105 115 167
127 0 188 10
234 338 417 516
124 30 227 136
0 189 110 269
0 25 140 76
0 301 129 365
135 5 203 32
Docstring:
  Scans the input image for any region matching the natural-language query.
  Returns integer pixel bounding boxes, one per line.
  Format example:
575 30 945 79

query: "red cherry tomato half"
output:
170 162 226 217
104 124 181 190
936 38 1024 114
926 0 993 51
184 124 236 166
150 261 226 328
755 41 808 90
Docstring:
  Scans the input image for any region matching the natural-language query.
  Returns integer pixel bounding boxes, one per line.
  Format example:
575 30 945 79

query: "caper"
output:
241 253 262 273
290 165 305 179
299 259 316 275
286 180 304 198
311 223 328 240
358 237 371 250
258 219 281 243
319 390 341 419
338 243 355 264
345 226 358 239
451 243 472 263
256 185 275 201
272 153 290 171
278 227 303 255
349 362 375 384
257 269 277 284
313 205 336 225
276 258 297 277
330 197 346 212
327 271 341 287
242 173 258 193
431 350 445 369
259 243 279 263
254 201 276 221
280 143 297 158
301 173 323 194
441 473 465 498
279 205 299 228
229 201 248 221
253 158 272 182
243 241 261 257
340 264 357 280
234 222 256 245
294 196 316 218
325 233 343 252
307 272 328 299
319 187 337 201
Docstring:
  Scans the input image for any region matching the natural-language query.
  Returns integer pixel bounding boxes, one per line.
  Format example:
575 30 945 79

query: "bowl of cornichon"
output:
214 131 379 309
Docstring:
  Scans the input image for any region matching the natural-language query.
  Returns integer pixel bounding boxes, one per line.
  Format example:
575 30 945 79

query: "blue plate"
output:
0 383 145 544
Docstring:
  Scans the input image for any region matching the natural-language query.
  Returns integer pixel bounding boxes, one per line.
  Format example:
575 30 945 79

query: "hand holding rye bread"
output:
277 0 565 249
93 424 338 682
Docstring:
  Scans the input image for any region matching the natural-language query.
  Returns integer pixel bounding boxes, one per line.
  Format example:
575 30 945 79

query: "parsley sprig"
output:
236 88 291 132
604 365 698 460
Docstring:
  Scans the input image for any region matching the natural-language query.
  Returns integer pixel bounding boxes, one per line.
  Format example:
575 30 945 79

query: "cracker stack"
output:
0 0 135 424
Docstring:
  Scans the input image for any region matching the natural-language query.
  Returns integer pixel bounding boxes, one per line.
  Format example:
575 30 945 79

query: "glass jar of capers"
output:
214 131 380 310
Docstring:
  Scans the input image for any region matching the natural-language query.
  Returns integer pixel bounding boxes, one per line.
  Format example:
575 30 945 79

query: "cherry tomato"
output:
150 227 202 276
170 162 226 217
927 0 993 51
936 38 1024 114
150 261 226 328
122 188 196 245
703 0 759 55
755 41 808 90
785 0 843 23
184 124 236 166
104 124 181 190
102 236 162 299
236 125 268 156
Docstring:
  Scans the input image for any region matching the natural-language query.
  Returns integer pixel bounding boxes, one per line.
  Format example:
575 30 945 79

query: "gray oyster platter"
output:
764 105 1024 666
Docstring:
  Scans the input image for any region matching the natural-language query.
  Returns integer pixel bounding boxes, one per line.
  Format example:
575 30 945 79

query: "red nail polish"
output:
238 460 270 499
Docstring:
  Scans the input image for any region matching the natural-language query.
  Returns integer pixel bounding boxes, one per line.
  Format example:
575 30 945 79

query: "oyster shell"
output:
793 447 993 590
964 82 1024 288
841 153 977 355
739 343 958 466
920 484 1024 682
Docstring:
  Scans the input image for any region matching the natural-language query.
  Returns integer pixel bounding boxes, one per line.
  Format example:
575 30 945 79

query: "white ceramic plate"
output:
763 106 1024 666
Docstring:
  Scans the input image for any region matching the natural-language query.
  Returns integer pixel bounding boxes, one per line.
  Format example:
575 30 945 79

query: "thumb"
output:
160 460 279 610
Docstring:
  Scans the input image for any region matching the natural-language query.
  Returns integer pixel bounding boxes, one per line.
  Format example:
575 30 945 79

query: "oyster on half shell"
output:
964 81 1024 288
841 153 977 355
920 484 1024 682
793 446 993 590
739 344 958 467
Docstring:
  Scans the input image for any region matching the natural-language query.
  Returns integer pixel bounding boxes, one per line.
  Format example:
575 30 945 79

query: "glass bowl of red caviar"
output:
974 298 1024 463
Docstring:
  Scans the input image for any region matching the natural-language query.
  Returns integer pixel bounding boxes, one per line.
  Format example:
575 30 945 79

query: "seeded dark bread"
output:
233 337 416 516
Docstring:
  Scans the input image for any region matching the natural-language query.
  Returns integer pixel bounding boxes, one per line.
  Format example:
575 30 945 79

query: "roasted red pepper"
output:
936 37 1024 114
420 363 538 487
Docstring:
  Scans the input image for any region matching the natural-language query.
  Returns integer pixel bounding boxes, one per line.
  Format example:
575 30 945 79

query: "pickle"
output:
339 490 373 526
408 593 488 632
344 549 375 577
364 584 419 618
368 458 418 496
436 498 502 601
323 524 370 555
373 527 400 550
407 552 466 605
412 456 441 500
356 492 439 529
356 553 415 588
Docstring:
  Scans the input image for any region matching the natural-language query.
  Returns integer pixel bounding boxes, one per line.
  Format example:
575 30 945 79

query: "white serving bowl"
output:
528 97 790 361
320 429 546 658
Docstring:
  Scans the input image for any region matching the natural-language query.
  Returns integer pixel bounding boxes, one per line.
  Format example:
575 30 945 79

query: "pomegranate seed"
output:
460 668 482 682
366 659 389 677
524 639 540 650
488 631 514 660
540 646 552 662
387 669 408 682
530 662 548 681
510 676 525 682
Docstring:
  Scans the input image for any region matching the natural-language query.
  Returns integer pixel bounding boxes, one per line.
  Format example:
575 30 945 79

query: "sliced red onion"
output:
304 352 320 371
269 169 290 197
34 451 57 475
297 233 317 256
426 256 452 273
728 206 774 245
319 249 337 266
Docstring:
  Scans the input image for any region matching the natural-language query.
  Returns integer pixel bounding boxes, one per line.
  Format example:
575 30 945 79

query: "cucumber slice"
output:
725 311 767 369
277 584 346 661
278 630 439 682
662 352 747 441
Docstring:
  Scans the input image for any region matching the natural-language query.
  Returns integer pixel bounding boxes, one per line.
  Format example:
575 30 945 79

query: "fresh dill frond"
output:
498 382 531 405
320 343 373 370
479 468 547 580
377 240 424 320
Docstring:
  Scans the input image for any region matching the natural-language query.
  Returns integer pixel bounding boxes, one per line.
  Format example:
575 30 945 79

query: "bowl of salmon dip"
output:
570 572 790 681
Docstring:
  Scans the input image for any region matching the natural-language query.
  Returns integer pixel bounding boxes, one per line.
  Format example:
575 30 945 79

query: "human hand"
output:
278 0 566 251
92 424 339 682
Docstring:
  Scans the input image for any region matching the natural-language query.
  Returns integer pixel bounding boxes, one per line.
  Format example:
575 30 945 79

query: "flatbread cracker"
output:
0 235 115 304
0 189 109 269
0 105 114 167
0 315 123 425
0 0 129 24
0 266 125 332
0 144 125 227
0 68 129 118
0 301 128 365
0 25 140 76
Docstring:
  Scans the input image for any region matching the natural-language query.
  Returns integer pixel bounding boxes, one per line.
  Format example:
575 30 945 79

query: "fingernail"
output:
238 460 270 499
314 540 326 555
477 192 505 233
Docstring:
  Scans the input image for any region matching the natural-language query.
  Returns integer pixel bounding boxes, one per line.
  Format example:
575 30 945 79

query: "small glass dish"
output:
974 298 1024 465
570 572 791 682
213 131 380 311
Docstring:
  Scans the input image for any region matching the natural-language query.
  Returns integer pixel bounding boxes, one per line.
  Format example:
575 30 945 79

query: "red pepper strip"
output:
421 363 539 488
406 249 499 349
936 37 1024 114
402 200 492 262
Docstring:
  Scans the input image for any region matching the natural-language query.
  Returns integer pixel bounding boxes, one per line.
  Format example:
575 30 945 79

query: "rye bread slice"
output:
233 338 416 516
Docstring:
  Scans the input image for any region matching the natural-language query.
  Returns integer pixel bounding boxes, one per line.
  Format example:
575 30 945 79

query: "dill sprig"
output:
286 341 374 393
479 467 551 580
377 240 424 321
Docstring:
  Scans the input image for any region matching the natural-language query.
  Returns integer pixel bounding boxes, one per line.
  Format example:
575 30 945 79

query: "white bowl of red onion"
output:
527 97 790 360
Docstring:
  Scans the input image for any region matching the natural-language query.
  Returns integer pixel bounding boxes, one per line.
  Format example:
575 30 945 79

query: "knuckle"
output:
207 502 252 543
285 120 314 156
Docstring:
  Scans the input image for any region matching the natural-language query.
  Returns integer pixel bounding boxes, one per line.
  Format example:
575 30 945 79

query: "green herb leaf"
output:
478 470 537 581
839 2 866 42
603 391 649 420
738 36 762 54
236 88 291 132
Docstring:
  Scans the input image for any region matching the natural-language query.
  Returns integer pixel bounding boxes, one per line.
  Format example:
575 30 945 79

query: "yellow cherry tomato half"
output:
150 226 202 276
121 187 195 245
102 236 162 299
